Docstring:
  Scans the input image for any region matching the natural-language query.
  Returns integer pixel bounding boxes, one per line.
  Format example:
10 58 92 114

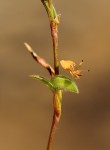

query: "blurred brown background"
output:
0 0 110 150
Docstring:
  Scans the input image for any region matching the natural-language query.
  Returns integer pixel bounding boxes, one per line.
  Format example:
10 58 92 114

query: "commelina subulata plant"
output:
24 0 89 150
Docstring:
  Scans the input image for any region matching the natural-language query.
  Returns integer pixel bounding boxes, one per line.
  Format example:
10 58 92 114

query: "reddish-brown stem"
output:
47 20 61 150
47 111 61 150
50 21 59 75
43 1 61 150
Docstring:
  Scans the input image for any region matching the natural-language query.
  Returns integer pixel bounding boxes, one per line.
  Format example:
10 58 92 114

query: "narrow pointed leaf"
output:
50 75 79 93
30 75 54 90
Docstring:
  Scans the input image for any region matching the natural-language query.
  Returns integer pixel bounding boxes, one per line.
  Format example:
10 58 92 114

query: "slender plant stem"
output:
47 112 59 150
41 1 61 149
47 7 61 150
50 21 59 75
48 0 52 9
47 91 61 150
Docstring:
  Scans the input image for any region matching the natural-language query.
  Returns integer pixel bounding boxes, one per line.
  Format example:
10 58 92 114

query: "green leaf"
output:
30 75 79 94
30 75 54 90
50 75 79 93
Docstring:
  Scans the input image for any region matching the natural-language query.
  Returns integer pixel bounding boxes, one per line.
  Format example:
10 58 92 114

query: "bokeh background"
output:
0 0 110 150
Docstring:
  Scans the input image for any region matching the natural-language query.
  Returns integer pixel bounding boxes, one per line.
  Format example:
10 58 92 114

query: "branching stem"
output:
41 1 62 150
47 3 61 149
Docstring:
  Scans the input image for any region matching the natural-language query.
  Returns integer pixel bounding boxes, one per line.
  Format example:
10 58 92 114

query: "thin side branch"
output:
24 42 55 76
